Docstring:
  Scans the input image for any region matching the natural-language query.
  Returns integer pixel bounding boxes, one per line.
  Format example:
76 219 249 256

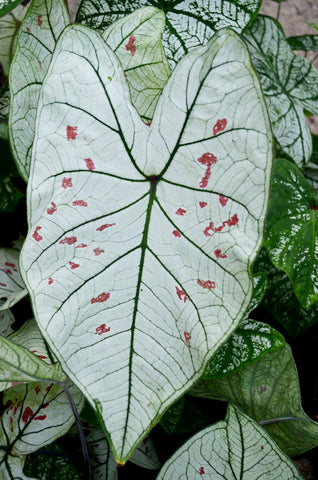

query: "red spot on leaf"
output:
35 386 41 395
69 261 80 270
214 249 227 259
47 202 57 215
48 278 53 285
91 292 110 304
5 269 12 275
22 406 33 424
176 208 186 216
72 200 88 207
197 153 217 189
5 262 16 269
0 282 7 287
42 403 49 409
93 248 105 256
203 221 214 237
260 385 267 393
59 236 77 245
45 386 51 392
176 286 188 303
173 230 181 238
184 331 191 344
32 350 48 360
76 243 87 248
66 125 78 140
26 27 30 33
199 202 207 208
219 195 228 207
62 177 73 188
84 158 96 170
34 415 47 421
96 223 115 231
199 467 205 475
95 323 111 335
213 118 227 136
125 35 136 56
32 226 43 242
37 15 42 27
38 59 42 70
197 279 215 289
261 446 264 450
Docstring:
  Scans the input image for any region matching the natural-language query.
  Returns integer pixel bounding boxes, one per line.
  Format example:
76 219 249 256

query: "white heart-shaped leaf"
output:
21 24 272 463
0 2 29 75
0 248 27 310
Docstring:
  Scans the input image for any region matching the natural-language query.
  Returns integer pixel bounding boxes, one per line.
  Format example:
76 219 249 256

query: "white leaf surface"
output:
0 248 27 310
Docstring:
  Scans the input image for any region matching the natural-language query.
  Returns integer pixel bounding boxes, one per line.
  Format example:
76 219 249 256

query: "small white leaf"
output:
0 248 27 310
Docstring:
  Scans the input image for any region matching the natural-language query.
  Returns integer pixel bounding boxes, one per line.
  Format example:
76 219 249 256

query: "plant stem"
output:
259 416 309 426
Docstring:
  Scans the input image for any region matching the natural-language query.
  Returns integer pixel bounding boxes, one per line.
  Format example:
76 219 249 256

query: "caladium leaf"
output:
20 24 272 463
0 2 29 76
81 425 118 480
157 403 303 480
129 435 160 470
9 0 70 181
76 0 262 67
245 271 267 317
0 381 84 479
103 7 170 123
287 35 318 52
0 83 9 139
0 247 27 310
255 248 318 337
191 345 318 457
264 157 318 309
0 0 29 18
0 308 14 336
243 15 318 167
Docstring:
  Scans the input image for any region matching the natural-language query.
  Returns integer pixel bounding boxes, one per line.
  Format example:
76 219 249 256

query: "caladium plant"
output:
1 0 318 478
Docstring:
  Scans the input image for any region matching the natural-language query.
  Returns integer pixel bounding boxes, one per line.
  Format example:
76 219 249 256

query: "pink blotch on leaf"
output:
62 177 73 189
32 226 43 242
22 406 33 424
172 230 181 238
96 223 116 231
46 202 57 215
197 152 217 189
34 415 47 421
84 158 96 170
95 323 111 335
72 200 88 207
214 249 227 259
91 292 110 304
184 331 191 344
32 350 47 360
261 446 264 450
38 59 42 70
37 15 42 27
219 195 228 207
93 248 105 256
26 27 30 33
0 282 7 287
76 243 88 248
176 208 186 216
48 278 53 285
42 403 49 409
197 279 215 289
199 467 205 475
66 125 78 140
213 118 227 136
203 222 214 237
69 261 80 270
5 269 12 275
59 236 77 245
125 35 136 56
199 201 208 208
176 286 188 303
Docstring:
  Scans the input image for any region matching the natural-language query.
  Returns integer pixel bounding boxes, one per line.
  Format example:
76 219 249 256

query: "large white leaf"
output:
20 24 272 463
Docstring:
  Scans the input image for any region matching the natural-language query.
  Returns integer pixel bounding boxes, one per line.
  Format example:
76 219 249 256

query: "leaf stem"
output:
259 416 309 426
276 2 281 21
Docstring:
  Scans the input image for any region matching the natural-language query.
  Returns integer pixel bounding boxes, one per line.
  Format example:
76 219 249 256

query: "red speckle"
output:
22 407 33 424
96 223 116 231
32 226 43 242
32 350 48 360
197 279 215 289
34 415 47 421
0 282 7 287
213 118 227 136
69 261 80 270
260 385 267 393
5 262 16 269
214 249 227 259
203 221 214 237
76 243 88 248
176 286 188 303
95 323 111 335
62 177 73 188
66 125 78 140
5 269 12 275
172 230 181 238
42 403 49 409
199 467 205 475
125 35 136 56
91 292 110 304
48 278 53 285
38 59 42 70
72 200 88 207
35 386 41 395
46 202 57 215
59 236 77 245
93 248 105 256
37 15 42 27
310 204 318 211
214 214 239 232
199 201 208 208
9 416 13 432
26 27 30 33
219 195 228 207
45 386 51 392
184 331 191 344
197 153 217 189
261 446 264 450
84 158 96 170
176 208 186 216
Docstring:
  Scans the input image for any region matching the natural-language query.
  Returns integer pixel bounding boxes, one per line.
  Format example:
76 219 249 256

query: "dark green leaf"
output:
287 35 318 52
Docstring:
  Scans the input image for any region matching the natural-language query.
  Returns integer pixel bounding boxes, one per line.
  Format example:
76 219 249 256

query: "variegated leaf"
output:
0 248 27 310
0 83 9 139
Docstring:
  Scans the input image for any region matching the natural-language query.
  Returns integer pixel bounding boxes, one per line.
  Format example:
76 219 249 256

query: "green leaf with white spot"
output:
157 403 303 480
0 381 84 479
76 0 262 68
243 15 318 167
0 2 29 75
264 158 318 309
0 248 28 310
9 0 70 181
102 7 170 123
287 35 318 52
20 24 272 463
191 344 318 457
245 271 267 316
